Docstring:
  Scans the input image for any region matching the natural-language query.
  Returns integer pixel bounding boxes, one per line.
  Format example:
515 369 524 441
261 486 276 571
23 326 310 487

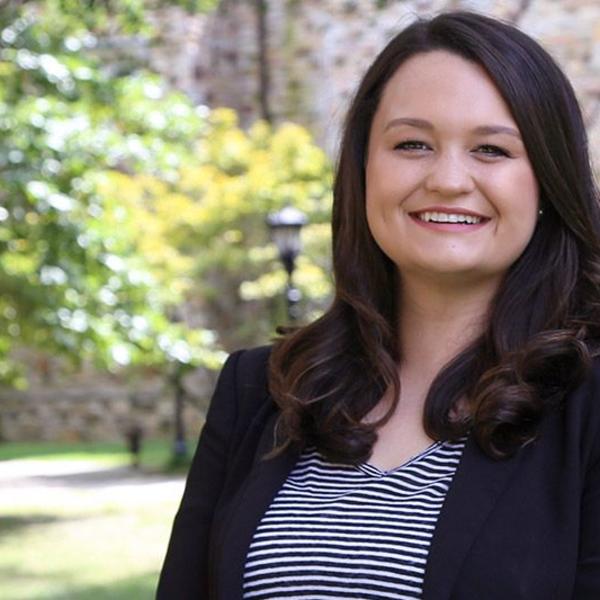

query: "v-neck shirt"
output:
243 438 466 599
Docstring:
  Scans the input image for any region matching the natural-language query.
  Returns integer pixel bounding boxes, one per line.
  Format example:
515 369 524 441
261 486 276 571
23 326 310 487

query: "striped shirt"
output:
243 438 466 599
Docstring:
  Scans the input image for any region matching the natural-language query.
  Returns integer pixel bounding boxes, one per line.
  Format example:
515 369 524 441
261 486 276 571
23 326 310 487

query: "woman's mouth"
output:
409 210 490 231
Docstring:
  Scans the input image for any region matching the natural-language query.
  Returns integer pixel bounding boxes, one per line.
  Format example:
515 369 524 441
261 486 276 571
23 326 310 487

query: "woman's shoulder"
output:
234 344 273 370
223 344 272 390
217 344 274 412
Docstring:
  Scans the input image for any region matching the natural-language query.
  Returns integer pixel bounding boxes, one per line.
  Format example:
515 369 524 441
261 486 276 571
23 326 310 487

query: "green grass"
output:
0 440 191 600
0 438 195 471
0 497 179 599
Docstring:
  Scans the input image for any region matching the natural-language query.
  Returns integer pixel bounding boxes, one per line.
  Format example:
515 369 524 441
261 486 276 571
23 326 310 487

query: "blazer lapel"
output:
216 409 301 600
422 436 522 600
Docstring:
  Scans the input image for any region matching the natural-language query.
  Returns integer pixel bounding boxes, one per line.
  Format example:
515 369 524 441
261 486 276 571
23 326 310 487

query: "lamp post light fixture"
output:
267 205 307 321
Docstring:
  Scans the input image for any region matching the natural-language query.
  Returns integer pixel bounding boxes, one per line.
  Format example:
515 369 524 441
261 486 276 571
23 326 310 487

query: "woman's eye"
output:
394 140 430 151
475 144 509 157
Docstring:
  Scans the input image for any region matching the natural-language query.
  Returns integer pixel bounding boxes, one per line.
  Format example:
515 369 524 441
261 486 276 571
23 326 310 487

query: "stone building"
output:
150 0 600 158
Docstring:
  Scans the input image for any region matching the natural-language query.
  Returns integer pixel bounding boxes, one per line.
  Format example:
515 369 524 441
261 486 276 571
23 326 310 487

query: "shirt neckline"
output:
357 440 445 477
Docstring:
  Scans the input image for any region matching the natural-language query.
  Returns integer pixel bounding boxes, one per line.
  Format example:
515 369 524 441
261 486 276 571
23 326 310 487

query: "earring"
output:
538 208 544 216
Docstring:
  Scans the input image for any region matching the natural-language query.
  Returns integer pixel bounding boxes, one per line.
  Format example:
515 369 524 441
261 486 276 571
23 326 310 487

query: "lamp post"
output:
267 205 307 321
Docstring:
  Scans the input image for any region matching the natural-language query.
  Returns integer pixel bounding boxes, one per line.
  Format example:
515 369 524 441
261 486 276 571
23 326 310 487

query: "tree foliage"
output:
0 0 220 386
101 109 333 351
0 0 333 388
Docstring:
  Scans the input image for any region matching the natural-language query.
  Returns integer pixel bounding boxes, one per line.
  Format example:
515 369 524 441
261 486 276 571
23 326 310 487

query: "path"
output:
0 458 186 507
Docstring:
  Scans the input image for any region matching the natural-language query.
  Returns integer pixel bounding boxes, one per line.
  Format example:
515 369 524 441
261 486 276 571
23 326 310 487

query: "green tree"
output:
0 0 334 398
0 0 223 388
101 109 334 352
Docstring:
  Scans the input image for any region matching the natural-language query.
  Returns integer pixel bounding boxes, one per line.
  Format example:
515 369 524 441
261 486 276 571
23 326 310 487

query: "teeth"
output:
417 211 482 224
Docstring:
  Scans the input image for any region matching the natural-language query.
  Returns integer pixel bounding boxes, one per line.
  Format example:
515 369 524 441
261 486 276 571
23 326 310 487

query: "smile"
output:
415 211 483 224
409 209 490 232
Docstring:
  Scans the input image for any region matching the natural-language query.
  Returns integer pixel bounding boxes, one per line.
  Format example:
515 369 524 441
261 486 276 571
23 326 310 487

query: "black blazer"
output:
157 346 600 599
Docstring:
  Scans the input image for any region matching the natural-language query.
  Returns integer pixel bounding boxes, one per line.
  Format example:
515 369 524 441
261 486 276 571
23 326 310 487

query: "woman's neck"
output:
398 273 498 379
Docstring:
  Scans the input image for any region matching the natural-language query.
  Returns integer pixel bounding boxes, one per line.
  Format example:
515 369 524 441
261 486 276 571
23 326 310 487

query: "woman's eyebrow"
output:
384 117 433 131
384 117 522 139
473 124 522 139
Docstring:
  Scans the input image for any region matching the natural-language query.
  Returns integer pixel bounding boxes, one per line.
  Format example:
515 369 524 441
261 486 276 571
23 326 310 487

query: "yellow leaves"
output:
88 108 334 343
222 229 243 243
245 149 278 196
269 123 330 181
301 222 332 251
209 107 239 129
293 258 332 299
238 257 332 302
194 114 330 192
154 191 203 229
180 117 333 238
179 163 220 194
95 170 199 294
248 119 272 148
212 130 251 175
247 246 278 262
205 108 252 175
239 270 287 301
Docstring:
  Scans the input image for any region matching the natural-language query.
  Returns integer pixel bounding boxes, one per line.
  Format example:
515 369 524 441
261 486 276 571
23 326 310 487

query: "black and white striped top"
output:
243 438 466 599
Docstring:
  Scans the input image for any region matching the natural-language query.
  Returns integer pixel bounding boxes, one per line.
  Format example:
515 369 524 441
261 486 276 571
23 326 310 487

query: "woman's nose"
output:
424 153 476 196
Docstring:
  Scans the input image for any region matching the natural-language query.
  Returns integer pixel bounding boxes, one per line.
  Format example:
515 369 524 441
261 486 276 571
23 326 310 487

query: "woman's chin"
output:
399 262 501 285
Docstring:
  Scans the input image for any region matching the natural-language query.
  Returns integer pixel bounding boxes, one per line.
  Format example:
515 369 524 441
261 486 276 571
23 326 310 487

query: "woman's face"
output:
365 50 539 286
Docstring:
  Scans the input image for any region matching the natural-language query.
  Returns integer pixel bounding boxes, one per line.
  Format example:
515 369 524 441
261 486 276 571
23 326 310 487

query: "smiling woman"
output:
158 11 600 600
365 51 539 288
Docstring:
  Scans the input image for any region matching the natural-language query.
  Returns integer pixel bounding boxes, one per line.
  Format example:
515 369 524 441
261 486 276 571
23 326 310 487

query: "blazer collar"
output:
422 435 521 600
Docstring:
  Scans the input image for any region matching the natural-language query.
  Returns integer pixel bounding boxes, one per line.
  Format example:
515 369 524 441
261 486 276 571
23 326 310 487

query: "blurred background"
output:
1 0 599 598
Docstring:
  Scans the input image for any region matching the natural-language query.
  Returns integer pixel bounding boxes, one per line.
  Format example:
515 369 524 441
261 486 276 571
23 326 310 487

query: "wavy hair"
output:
268 11 600 462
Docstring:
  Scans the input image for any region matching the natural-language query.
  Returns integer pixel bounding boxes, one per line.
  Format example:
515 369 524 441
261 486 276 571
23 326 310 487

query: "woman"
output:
158 11 600 600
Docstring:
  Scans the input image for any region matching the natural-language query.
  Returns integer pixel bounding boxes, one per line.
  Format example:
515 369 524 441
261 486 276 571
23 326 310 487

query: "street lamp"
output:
267 205 307 321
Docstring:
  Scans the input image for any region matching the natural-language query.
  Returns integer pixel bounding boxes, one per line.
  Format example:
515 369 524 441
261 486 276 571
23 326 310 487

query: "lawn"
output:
0 438 192 469
0 439 192 600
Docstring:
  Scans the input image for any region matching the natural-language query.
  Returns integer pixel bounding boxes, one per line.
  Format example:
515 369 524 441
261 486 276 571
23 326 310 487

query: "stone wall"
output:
153 0 600 160
0 361 213 443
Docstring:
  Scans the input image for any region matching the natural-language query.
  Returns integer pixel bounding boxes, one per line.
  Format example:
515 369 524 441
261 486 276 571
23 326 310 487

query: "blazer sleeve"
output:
156 349 244 599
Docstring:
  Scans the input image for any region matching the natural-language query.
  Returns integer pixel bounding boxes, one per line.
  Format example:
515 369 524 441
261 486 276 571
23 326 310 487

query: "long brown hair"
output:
268 11 600 462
